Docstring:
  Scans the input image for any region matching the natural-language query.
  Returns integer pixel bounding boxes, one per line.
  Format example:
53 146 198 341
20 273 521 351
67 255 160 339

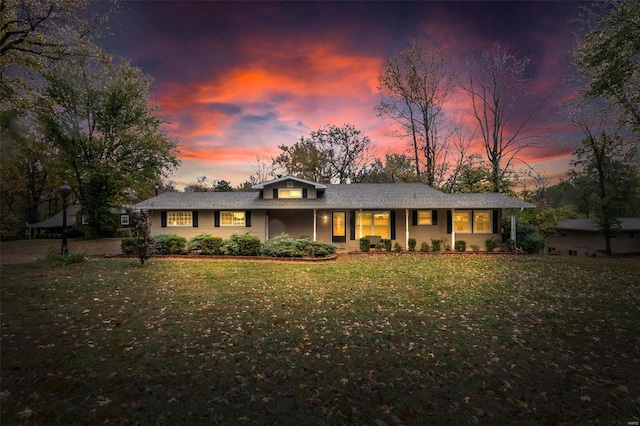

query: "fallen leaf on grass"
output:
18 407 36 419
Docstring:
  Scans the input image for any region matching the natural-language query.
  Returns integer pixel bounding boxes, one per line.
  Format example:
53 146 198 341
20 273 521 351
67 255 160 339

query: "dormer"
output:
252 176 327 199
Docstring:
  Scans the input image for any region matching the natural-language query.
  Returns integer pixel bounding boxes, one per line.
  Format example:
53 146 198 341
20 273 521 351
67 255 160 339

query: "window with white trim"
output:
356 211 390 239
221 211 246 226
278 188 303 198
417 210 432 225
120 214 130 225
167 211 192 226
453 211 471 233
473 210 492 233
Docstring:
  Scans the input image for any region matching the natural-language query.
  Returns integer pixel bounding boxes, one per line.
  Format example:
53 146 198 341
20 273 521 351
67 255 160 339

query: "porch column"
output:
359 208 363 239
405 209 410 249
510 213 516 245
451 208 456 249
313 209 317 242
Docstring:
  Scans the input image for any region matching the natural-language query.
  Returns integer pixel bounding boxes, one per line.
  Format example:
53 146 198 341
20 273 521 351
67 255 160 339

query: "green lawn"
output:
1 254 639 425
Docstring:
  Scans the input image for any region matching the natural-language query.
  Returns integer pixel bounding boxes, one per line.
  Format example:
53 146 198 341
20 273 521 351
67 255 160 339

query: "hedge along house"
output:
134 176 535 251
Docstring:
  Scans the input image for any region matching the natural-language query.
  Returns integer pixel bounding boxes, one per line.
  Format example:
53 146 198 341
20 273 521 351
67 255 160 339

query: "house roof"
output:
135 183 535 211
558 218 640 232
28 204 82 229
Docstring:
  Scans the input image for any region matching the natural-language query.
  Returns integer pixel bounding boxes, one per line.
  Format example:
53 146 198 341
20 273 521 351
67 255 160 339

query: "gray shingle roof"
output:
558 218 640 232
251 175 327 190
135 183 535 210
29 205 82 228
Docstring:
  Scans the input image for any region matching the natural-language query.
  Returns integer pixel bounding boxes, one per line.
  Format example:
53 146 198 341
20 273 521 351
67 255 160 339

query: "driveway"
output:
0 239 122 265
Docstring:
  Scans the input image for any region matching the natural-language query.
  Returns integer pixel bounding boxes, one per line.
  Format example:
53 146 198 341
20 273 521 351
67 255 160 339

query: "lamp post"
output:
58 181 72 255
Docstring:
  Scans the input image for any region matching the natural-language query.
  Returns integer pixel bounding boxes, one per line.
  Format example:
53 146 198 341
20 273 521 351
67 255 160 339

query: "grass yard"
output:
1 254 639 425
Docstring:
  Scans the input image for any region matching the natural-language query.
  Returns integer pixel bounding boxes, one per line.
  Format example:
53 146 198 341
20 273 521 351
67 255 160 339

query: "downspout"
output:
313 209 317 242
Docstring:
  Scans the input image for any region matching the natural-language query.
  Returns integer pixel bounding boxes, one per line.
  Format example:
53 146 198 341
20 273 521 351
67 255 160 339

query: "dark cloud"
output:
99 1 585 187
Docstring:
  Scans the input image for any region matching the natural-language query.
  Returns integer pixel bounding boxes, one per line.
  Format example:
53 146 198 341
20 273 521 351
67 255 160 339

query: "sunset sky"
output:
102 1 586 190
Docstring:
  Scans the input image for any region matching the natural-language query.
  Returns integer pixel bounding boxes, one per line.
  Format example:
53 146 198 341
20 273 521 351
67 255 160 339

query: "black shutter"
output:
412 210 417 226
245 210 252 227
273 188 278 199
432 210 438 226
390 211 396 240
492 209 499 233
446 210 452 234
214 211 220 227
302 188 308 199
161 211 167 227
192 211 198 227
349 211 356 240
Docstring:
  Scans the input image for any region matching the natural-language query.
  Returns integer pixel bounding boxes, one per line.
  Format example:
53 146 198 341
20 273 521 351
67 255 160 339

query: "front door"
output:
332 211 346 243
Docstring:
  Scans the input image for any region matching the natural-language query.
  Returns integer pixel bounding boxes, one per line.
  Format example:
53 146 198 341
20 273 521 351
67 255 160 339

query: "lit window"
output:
454 211 471 233
278 189 302 198
473 211 492 233
221 211 245 226
168 211 192 226
81 215 88 225
356 211 390 238
120 215 130 225
417 210 432 225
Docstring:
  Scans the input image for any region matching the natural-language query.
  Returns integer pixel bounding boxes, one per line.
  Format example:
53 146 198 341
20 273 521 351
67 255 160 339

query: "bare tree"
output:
273 124 376 183
562 97 639 255
376 42 454 186
249 155 276 183
462 42 545 192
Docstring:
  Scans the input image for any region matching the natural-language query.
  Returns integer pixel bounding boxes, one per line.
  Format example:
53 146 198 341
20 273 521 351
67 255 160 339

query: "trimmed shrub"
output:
359 238 371 252
297 239 336 258
375 242 385 252
393 242 403 252
521 232 546 254
188 234 208 252
263 234 336 258
154 234 187 255
505 239 516 252
431 239 442 252
121 237 137 255
262 234 299 257
470 244 480 252
200 235 224 255
382 239 392 252
420 241 430 252
408 238 416 252
485 238 498 252
454 240 467 252
221 233 262 256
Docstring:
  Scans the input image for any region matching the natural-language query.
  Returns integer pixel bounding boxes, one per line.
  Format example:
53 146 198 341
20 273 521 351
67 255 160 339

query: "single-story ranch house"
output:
134 176 535 251
546 218 640 256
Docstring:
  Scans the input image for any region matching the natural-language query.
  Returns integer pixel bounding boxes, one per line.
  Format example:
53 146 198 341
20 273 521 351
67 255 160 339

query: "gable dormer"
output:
252 176 327 200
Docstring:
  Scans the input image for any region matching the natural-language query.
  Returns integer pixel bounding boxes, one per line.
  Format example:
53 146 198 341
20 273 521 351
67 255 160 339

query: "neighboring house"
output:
134 176 535 251
546 218 640 256
28 204 82 238
28 205 134 238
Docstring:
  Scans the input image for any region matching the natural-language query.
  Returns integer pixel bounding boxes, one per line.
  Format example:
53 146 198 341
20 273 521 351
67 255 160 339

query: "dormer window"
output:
279 188 303 198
